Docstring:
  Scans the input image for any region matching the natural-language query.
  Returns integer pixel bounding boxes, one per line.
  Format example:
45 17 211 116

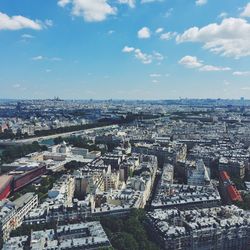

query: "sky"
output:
0 0 250 100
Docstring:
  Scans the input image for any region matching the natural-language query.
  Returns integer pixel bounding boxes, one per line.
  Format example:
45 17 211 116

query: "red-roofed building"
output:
220 171 230 182
0 175 13 200
219 170 243 203
227 185 242 202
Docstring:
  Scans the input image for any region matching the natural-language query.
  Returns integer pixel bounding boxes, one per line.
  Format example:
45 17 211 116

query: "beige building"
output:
0 193 38 242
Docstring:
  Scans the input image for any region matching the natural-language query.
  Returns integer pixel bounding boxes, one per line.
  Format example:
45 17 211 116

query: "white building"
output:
3 221 111 250
0 193 38 242
48 175 75 207
187 159 210 186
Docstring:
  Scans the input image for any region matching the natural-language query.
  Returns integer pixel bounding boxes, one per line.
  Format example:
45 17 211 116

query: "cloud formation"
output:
177 18 250 58
118 0 136 8
122 46 135 53
160 32 177 40
155 27 163 34
134 49 153 64
58 0 71 7
199 65 231 72
150 73 161 77
122 46 164 64
32 56 62 61
58 0 117 22
141 0 163 3
179 55 231 72
241 3 250 17
32 55 44 61
0 12 42 30
179 56 203 68
12 84 21 88
233 71 250 76
138 27 151 39
196 0 207 6
21 34 35 39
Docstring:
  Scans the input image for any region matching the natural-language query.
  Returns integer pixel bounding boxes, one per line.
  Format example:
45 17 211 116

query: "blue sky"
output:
0 0 250 99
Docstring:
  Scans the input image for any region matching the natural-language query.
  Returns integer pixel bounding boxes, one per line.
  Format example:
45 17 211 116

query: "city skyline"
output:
1 0 250 99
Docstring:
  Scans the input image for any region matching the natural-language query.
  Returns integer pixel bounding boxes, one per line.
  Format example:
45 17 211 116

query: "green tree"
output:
100 209 160 250
112 232 139 250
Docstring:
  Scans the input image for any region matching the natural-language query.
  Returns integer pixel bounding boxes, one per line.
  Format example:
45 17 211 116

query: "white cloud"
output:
176 18 250 58
21 34 35 39
51 57 62 61
32 56 62 61
240 3 250 17
165 8 173 18
152 79 159 84
179 55 231 72
44 19 53 27
233 71 250 76
155 27 164 34
160 32 171 40
134 48 152 64
118 0 136 8
141 0 163 3
32 55 44 61
122 46 135 52
150 73 161 77
218 12 228 19
58 0 71 7
196 0 207 6
241 86 250 90
108 30 114 34
72 0 117 22
122 46 163 64
178 56 203 68
160 32 177 40
138 27 151 39
58 0 117 22
12 84 21 88
0 12 42 31
199 65 231 72
153 51 164 61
